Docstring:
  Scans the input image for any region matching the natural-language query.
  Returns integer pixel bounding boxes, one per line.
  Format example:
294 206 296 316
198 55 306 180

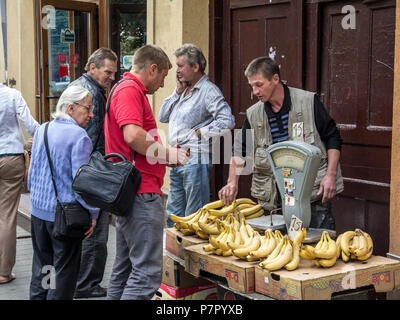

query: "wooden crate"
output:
165 227 208 260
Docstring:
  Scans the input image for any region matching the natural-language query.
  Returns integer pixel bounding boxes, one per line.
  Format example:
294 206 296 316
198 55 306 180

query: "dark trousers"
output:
75 210 109 293
310 201 335 230
29 215 82 300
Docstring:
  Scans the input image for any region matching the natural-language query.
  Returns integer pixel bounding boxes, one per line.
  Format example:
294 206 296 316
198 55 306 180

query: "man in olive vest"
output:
218 56 344 230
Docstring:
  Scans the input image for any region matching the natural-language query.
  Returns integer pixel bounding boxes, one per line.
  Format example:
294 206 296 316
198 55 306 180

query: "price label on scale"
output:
288 215 303 240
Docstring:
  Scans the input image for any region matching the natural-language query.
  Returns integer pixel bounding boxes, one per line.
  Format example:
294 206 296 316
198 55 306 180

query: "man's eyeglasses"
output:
74 102 94 112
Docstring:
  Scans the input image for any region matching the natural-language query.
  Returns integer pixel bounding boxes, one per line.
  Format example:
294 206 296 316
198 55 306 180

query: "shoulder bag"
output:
44 122 91 241
72 78 142 216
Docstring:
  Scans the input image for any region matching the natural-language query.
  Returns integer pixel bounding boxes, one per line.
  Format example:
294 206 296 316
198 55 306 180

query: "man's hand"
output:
167 147 190 166
317 174 337 203
176 76 188 95
218 182 238 206
85 219 97 239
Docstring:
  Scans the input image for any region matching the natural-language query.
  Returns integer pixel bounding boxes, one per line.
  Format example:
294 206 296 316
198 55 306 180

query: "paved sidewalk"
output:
0 220 117 300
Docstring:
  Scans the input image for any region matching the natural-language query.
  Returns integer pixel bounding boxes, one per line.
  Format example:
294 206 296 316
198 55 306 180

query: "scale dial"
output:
271 148 306 171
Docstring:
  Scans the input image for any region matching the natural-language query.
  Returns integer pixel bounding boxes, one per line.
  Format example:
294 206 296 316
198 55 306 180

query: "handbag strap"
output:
106 78 145 161
44 122 60 201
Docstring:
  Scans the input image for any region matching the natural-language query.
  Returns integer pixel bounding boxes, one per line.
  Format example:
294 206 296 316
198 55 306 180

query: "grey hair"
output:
52 86 91 119
84 47 118 71
174 44 207 73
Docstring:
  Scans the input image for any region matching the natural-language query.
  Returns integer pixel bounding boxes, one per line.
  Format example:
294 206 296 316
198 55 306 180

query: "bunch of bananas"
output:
300 231 339 268
169 198 262 238
203 213 259 257
258 228 306 271
337 229 373 262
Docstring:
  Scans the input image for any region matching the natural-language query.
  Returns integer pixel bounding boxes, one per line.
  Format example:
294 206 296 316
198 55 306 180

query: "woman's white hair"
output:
52 85 92 119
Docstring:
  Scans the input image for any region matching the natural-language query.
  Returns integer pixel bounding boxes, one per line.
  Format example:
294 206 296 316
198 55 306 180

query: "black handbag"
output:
71 78 142 216
72 151 141 216
44 122 91 241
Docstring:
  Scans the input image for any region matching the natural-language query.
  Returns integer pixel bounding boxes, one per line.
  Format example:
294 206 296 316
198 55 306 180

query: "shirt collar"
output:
192 74 208 90
83 73 106 95
123 72 148 94
264 82 291 117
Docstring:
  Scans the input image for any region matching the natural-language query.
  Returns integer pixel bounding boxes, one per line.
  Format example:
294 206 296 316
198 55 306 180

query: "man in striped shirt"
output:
219 57 343 230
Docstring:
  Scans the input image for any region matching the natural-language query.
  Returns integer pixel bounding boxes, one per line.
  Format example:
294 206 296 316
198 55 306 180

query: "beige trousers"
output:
0 155 24 276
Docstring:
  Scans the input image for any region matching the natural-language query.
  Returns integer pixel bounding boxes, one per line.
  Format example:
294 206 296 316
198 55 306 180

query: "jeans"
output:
106 193 164 300
75 210 110 293
166 154 213 228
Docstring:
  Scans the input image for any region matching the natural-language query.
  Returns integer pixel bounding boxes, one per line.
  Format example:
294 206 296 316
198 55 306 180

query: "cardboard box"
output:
255 255 400 300
184 243 257 293
165 227 208 260
153 283 217 300
162 254 210 288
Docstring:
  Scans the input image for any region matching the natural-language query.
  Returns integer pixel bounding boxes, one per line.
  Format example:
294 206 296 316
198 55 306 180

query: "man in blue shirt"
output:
159 44 235 228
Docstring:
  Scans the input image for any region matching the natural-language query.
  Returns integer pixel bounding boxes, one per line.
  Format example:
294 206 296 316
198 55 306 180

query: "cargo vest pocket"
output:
251 172 272 202
254 147 271 173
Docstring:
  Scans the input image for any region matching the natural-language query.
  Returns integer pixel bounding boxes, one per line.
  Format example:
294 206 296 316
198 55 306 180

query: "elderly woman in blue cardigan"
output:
28 85 99 300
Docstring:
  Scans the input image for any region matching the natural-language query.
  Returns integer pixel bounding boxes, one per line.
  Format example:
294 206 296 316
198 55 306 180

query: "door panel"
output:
230 0 303 201
319 0 395 256
39 0 98 122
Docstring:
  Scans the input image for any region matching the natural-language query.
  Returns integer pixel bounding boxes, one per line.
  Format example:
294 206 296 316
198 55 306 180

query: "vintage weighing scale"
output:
247 141 335 242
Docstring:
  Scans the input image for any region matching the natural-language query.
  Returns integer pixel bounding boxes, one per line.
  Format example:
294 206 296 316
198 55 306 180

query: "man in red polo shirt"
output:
104 45 189 300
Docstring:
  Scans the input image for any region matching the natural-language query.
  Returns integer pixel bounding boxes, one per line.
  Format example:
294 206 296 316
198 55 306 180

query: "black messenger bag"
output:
72 152 141 216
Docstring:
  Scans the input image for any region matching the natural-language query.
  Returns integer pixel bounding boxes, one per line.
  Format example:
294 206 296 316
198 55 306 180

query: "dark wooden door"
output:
318 0 395 256
209 0 304 200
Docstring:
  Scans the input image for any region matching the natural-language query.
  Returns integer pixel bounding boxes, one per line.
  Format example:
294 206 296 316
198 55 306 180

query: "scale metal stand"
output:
246 141 336 242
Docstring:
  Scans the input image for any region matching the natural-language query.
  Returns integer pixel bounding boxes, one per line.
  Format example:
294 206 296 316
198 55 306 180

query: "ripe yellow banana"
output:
238 203 254 211
219 226 234 251
285 241 300 271
341 250 350 262
335 233 343 259
262 238 293 271
198 221 220 235
355 230 373 261
240 204 263 217
227 232 253 250
294 228 307 246
353 229 368 257
180 228 195 236
304 245 317 259
313 232 337 260
233 233 261 259
245 209 264 220
260 236 285 265
209 235 219 249
209 202 236 217
348 233 359 254
249 235 269 259
195 229 209 240
235 198 256 205
316 254 337 268
202 200 224 211
203 243 216 252
340 231 356 256
300 247 315 260
169 208 201 224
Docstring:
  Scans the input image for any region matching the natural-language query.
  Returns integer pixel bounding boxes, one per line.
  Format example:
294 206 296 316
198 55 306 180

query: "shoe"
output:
74 285 107 299
0 273 15 285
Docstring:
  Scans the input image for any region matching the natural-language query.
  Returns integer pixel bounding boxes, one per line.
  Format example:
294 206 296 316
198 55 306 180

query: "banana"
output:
219 226 234 251
316 254 337 268
355 230 373 261
198 221 220 235
240 204 263 217
294 228 306 246
209 202 236 217
209 235 219 249
245 223 255 237
203 243 216 252
335 233 343 259
177 209 203 230
262 238 293 271
260 236 285 265
341 250 350 262
313 232 337 260
300 247 315 260
285 241 300 271
245 209 264 220
195 229 209 240
180 228 195 236
202 200 224 211
264 230 277 257
233 233 261 259
340 231 355 256
238 203 254 211
222 249 233 257
235 198 256 205
249 235 269 259
170 209 201 224
353 229 368 257
214 248 223 255
227 232 254 250
348 233 359 254
304 245 316 259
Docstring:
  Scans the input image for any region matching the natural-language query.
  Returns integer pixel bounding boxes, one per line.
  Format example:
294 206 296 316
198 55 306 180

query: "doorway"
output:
37 0 98 122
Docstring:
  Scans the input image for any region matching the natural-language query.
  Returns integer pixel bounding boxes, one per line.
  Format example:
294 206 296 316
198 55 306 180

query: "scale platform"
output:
246 214 336 243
